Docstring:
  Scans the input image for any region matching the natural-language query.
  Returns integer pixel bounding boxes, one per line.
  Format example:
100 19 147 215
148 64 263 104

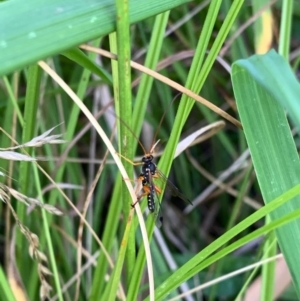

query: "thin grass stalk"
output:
261 226 276 301
278 0 293 59
105 1 135 298
194 0 245 90
114 0 137 291
31 159 63 301
0 76 16 171
132 11 171 138
17 66 41 278
3 149 13 289
4 73 19 301
223 0 248 58
233 238 278 301
3 76 23 125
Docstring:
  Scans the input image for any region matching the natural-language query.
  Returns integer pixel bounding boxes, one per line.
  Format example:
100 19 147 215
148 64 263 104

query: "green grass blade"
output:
90 177 124 299
18 65 41 214
232 51 300 297
62 48 112 84
261 228 277 301
158 0 243 188
279 0 294 58
187 201 300 284
0 0 192 76
235 50 300 131
132 11 171 138
2 77 23 125
208 164 253 301
17 66 41 278
148 183 300 301
0 265 16 301
106 0 134 299
32 161 64 301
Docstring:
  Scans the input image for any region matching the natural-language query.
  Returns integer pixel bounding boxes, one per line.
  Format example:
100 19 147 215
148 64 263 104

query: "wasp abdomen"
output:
147 187 155 212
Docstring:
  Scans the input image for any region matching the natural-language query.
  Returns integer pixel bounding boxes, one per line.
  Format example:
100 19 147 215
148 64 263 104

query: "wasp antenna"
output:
137 138 147 155
111 111 147 155
150 140 160 154
99 103 147 155
151 93 182 147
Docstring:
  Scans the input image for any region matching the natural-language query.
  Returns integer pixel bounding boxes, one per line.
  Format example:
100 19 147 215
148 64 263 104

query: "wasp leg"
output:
131 185 151 208
131 175 148 208
154 185 162 194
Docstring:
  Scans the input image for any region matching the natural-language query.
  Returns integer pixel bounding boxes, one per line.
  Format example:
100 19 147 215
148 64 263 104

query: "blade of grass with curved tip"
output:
234 49 300 131
231 50 300 297
0 0 192 76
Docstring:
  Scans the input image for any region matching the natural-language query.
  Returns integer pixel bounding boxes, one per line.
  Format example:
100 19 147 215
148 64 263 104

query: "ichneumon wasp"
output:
117 101 192 226
129 139 192 220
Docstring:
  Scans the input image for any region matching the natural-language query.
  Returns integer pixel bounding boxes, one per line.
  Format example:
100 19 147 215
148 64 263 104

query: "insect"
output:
116 98 192 224
126 137 192 226
131 141 164 224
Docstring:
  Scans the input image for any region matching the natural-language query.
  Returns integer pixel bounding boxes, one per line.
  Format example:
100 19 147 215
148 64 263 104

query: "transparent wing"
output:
154 168 192 205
